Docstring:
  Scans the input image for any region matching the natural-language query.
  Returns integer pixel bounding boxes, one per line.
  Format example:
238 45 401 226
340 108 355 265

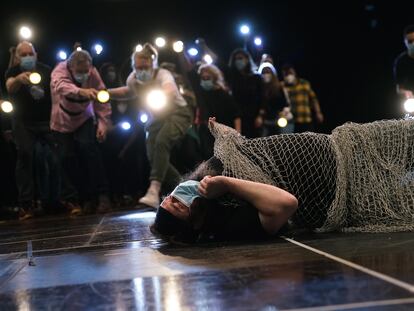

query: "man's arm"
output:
90 67 112 141
6 72 31 94
308 82 324 123
198 175 298 235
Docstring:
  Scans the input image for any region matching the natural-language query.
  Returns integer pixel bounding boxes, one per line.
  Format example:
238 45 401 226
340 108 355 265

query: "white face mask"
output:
262 73 273 83
116 103 128 114
285 74 296 84
135 69 153 82
407 42 414 56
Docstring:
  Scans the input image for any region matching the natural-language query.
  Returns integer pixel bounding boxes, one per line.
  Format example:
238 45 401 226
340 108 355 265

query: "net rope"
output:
210 119 414 232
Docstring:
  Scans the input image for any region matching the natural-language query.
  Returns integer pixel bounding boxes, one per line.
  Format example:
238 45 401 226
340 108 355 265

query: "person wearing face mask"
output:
195 64 241 159
258 62 292 136
108 43 193 209
50 50 112 215
4 41 57 220
394 25 414 100
282 64 324 133
227 48 263 138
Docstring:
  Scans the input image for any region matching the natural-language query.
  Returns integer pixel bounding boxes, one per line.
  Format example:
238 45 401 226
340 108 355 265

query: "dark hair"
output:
281 63 295 73
404 25 414 37
152 207 193 237
228 48 257 74
151 156 270 244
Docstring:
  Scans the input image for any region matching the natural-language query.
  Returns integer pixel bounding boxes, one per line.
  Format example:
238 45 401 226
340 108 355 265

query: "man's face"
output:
161 196 190 220
200 70 214 81
405 32 414 49
283 68 296 78
134 55 153 71
17 44 36 62
71 61 91 75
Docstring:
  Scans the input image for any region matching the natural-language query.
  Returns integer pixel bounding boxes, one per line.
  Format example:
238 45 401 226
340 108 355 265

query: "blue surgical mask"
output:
262 73 273 83
74 73 89 84
235 59 247 71
106 71 116 82
20 56 36 71
407 43 414 56
169 180 201 207
200 79 215 91
135 69 153 82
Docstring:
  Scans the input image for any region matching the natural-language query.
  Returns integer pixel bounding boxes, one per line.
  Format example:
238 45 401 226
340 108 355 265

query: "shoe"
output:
138 190 159 209
61 200 83 217
97 194 112 214
19 207 34 220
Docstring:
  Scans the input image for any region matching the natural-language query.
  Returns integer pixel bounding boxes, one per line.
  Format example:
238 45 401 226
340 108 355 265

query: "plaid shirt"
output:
284 78 320 124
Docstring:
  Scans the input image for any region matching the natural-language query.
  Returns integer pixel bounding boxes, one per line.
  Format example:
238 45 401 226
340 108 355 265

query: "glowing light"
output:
58 50 67 60
173 41 184 53
155 37 166 48
119 211 156 220
135 44 143 52
121 121 131 130
147 90 167 111
1 101 13 113
277 117 288 128
188 48 198 56
140 113 149 124
76 47 82 52
19 26 32 39
97 90 110 103
254 37 262 46
240 25 250 35
404 98 414 113
29 72 41 85
94 44 103 55
203 54 213 64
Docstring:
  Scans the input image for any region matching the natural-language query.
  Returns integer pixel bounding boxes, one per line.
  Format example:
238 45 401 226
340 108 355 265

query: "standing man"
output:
109 43 193 208
5 41 55 220
394 25 414 99
51 50 112 214
282 64 324 133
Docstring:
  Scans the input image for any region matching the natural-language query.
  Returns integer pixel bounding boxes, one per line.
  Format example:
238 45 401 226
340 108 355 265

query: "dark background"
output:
1 0 413 132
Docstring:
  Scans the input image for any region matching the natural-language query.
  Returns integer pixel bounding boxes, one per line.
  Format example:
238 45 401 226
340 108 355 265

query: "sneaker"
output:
96 194 112 214
18 205 34 221
138 190 159 209
61 200 83 217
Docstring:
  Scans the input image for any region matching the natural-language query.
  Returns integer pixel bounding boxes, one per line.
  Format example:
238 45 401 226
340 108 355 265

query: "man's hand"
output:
208 117 216 128
404 90 414 99
315 111 324 123
198 175 228 199
255 115 264 128
16 72 31 85
79 88 98 100
96 124 107 143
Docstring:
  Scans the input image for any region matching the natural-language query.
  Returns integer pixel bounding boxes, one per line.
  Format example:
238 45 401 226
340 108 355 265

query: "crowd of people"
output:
0 36 327 221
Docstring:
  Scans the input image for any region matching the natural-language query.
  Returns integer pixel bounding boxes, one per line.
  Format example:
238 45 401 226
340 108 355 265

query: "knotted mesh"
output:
210 119 414 232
